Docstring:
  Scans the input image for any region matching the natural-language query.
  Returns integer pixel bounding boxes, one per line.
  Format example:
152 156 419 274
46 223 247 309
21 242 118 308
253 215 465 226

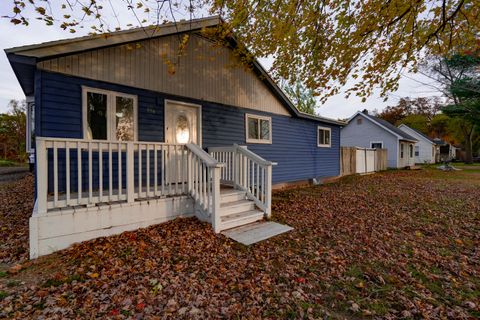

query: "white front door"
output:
165 101 201 145
164 101 201 186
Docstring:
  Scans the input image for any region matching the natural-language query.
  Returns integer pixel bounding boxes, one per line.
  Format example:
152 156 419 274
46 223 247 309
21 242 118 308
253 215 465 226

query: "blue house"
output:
6 16 343 258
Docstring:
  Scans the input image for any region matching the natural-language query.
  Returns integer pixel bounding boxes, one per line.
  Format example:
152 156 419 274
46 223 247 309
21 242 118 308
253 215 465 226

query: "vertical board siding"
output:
37 34 291 117
38 71 340 185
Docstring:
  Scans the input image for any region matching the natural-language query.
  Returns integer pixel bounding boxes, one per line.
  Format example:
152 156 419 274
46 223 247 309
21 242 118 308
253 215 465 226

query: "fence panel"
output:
341 147 387 176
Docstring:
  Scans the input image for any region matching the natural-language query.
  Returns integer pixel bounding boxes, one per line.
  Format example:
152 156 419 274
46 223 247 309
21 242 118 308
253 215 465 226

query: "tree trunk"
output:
463 130 474 164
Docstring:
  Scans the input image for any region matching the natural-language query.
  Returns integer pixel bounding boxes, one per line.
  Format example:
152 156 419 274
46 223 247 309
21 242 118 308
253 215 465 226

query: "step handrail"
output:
209 144 276 218
234 144 278 166
186 143 224 168
185 143 224 233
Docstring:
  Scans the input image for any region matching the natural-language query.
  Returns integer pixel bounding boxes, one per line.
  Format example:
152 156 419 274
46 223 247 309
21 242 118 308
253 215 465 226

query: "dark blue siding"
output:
37 71 340 184
202 103 340 183
37 70 164 141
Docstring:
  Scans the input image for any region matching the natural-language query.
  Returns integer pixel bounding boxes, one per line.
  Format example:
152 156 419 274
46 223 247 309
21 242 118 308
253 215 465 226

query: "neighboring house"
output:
433 139 456 162
341 110 417 168
398 124 439 164
6 16 344 258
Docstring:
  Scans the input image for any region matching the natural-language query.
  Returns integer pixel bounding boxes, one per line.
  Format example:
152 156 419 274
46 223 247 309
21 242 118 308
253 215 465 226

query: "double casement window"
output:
317 126 331 147
245 114 272 144
82 87 137 141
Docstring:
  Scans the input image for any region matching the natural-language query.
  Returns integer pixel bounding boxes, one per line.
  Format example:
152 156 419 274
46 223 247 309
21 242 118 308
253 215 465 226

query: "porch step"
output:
220 199 256 215
220 189 247 203
220 209 264 230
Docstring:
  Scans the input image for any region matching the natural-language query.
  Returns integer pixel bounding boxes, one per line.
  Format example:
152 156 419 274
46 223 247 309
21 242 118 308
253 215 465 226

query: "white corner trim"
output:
245 113 272 144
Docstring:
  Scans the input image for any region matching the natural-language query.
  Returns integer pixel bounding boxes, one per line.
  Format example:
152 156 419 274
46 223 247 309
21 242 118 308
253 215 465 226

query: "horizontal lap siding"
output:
202 103 340 183
37 71 340 185
37 71 164 141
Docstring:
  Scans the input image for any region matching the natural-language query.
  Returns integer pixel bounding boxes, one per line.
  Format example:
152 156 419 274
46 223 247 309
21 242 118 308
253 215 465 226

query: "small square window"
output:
371 142 383 149
245 114 272 144
357 118 362 125
317 126 331 147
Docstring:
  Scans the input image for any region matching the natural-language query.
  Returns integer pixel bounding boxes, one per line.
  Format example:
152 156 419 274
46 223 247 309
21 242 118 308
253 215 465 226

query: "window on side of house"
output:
317 126 331 147
26 100 35 152
245 114 272 144
415 146 420 157
83 87 137 141
371 141 383 149
400 143 404 158
356 118 362 125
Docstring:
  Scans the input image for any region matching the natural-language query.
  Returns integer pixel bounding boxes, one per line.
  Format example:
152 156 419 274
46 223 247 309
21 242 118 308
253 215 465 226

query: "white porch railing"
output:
36 137 193 213
35 137 226 232
35 138 270 234
209 144 276 217
185 143 224 232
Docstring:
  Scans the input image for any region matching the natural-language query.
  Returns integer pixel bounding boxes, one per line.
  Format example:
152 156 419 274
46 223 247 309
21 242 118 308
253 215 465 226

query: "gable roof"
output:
398 124 437 144
349 111 418 142
6 16 345 126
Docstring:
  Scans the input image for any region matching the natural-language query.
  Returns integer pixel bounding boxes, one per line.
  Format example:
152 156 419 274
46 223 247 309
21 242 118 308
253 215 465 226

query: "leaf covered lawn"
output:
0 169 479 319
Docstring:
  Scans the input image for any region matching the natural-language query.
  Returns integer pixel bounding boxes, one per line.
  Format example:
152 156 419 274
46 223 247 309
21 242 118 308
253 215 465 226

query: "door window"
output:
176 114 190 144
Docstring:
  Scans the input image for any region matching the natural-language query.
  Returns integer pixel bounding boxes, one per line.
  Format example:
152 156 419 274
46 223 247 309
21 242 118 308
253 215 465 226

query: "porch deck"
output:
32 138 275 258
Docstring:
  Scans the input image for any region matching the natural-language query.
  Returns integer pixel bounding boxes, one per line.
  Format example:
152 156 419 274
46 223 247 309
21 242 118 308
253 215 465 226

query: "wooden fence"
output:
340 147 387 176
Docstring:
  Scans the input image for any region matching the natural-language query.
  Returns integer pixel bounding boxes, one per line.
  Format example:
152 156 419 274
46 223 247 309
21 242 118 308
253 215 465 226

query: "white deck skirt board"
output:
223 221 293 245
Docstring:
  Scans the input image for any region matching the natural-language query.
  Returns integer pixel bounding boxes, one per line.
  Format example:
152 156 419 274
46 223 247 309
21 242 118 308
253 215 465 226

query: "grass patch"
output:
0 159 17 167
0 271 7 278
0 291 8 300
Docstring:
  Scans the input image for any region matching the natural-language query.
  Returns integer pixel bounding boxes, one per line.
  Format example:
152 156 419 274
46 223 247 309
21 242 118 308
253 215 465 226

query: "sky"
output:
0 2 442 119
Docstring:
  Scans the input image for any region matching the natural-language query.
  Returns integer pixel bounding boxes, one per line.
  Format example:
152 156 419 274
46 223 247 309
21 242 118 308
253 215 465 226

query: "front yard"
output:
1 168 479 319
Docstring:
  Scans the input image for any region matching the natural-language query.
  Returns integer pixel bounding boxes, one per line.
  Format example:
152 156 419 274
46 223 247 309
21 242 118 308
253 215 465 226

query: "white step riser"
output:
221 202 256 216
220 192 246 204
220 214 264 231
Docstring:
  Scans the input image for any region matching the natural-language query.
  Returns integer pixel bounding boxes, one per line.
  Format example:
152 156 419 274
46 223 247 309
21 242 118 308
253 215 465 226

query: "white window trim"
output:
245 113 272 144
82 86 138 141
164 99 203 146
26 96 35 153
370 141 383 149
317 126 331 148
